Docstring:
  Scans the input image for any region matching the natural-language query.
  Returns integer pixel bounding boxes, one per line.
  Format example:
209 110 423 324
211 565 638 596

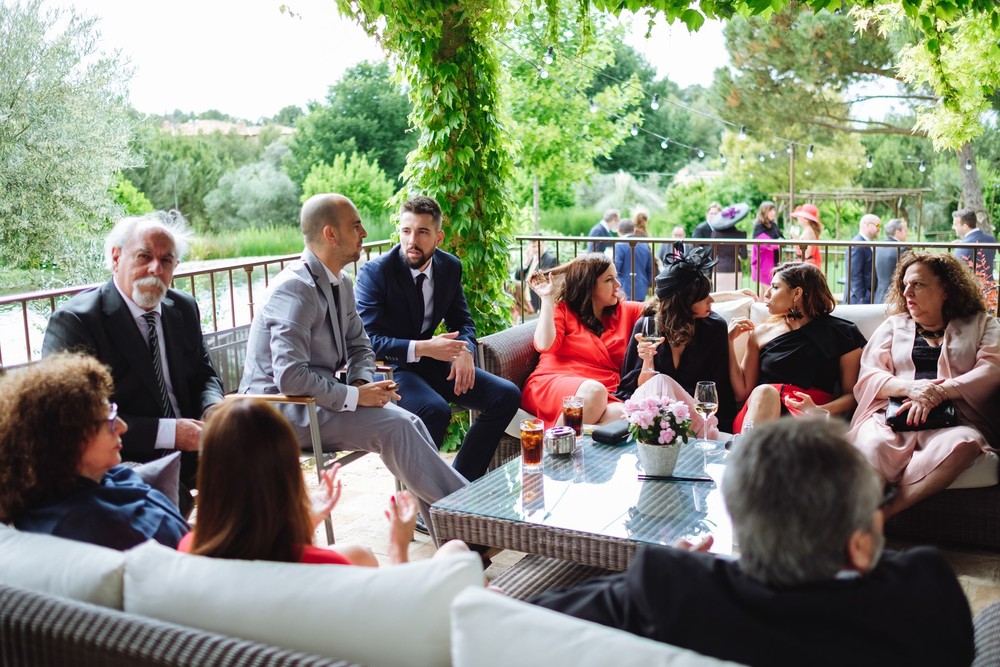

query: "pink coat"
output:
849 312 1000 484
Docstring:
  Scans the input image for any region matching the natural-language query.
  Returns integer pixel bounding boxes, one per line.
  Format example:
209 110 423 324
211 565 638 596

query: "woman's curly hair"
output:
884 252 985 320
772 261 836 318
548 253 616 336
0 353 112 523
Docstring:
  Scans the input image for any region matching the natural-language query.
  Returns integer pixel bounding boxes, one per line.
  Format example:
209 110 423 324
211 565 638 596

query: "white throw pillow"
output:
949 451 999 490
125 541 483 667
830 303 887 340
712 297 753 325
450 587 744 667
0 525 125 608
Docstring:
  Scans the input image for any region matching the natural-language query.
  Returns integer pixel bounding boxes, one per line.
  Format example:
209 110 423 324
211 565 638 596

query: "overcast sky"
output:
48 0 730 121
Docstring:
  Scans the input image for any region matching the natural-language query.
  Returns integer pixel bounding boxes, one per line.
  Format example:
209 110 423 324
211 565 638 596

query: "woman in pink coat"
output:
850 253 1000 517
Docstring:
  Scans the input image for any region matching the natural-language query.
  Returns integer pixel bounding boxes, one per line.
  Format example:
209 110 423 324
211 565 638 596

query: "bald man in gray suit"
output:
239 193 468 537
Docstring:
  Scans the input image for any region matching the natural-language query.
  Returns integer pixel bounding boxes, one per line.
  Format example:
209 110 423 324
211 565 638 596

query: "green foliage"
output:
0 0 137 272
341 0 519 336
285 61 416 186
203 141 299 232
112 175 154 216
590 42 707 182
270 105 304 127
124 122 280 231
190 225 305 260
538 207 602 236
300 153 395 219
441 411 470 454
503 9 644 210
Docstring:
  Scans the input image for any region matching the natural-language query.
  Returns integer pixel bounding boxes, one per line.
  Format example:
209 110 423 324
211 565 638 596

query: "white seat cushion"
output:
948 451 999 490
0 525 125 608
450 587 744 667
125 540 483 667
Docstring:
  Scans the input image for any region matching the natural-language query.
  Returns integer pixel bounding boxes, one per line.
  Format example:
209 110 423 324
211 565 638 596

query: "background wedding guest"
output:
791 203 823 269
708 203 749 292
613 219 653 300
844 214 881 304
750 200 782 295
952 208 997 288
586 209 620 254
874 217 909 303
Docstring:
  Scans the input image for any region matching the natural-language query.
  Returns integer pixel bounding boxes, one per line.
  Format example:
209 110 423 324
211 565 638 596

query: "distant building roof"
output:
160 119 295 137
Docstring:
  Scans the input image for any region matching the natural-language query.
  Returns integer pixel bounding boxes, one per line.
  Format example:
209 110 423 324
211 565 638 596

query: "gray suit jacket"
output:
874 238 908 303
239 249 375 428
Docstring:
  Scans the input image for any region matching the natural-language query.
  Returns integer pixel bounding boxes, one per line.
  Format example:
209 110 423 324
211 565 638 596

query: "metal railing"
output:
2 235 997 368
0 240 394 369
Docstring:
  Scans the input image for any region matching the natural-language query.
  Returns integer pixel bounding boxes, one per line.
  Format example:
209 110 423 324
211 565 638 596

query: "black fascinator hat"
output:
654 243 718 300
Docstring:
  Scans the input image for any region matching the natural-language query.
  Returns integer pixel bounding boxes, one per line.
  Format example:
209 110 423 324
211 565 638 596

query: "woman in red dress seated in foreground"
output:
180 398 467 566
521 253 645 427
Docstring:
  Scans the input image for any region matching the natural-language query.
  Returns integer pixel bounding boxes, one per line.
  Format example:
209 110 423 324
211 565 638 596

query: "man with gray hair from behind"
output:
531 418 974 665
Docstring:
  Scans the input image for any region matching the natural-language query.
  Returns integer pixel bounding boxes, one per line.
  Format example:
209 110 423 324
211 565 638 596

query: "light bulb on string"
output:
589 99 597 114
543 46 554 64
806 145 814 159
866 155 874 169
630 124 639 136
786 144 793 155
697 148 705 159
804 169 810 176
758 154 765 163
738 125 747 141
966 158 973 171
918 160 926 173
538 67 548 79
661 139 669 149
739 155 745 165
720 154 727 164
651 93 660 110
770 150 776 159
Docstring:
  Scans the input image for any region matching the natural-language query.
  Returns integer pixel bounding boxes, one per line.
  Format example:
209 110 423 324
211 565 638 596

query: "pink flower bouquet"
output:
623 395 695 446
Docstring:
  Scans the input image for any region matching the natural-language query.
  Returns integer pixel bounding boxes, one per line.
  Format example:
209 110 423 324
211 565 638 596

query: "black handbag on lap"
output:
885 397 957 432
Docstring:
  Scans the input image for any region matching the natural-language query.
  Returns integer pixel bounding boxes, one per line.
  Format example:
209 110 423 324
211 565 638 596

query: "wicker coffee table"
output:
431 439 734 572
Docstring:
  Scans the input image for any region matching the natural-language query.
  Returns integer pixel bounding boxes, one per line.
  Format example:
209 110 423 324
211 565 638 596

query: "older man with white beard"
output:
43 212 224 516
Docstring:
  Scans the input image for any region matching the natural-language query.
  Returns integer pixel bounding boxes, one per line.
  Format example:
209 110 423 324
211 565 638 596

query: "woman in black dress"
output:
728 261 867 432
619 244 741 435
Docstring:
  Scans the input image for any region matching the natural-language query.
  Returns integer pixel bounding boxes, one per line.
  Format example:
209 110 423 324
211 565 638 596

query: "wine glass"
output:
640 316 659 343
694 381 719 451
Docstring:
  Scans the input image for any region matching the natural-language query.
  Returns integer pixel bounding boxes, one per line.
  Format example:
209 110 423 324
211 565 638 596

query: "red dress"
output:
522 300 645 427
177 532 352 565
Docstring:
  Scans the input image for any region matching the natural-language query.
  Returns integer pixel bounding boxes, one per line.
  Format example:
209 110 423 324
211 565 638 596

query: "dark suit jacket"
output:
874 238 908 303
845 232 874 304
955 228 998 282
586 222 613 253
42 280 224 464
613 238 653 300
531 544 973 667
355 245 476 369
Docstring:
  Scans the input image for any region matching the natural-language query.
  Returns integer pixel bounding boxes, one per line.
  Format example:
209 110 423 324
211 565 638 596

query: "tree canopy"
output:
0 0 137 274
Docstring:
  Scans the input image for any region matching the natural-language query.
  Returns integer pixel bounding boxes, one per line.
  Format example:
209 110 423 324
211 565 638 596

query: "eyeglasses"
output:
97 402 119 434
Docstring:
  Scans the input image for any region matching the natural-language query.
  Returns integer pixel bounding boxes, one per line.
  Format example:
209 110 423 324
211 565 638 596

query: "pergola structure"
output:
772 188 933 240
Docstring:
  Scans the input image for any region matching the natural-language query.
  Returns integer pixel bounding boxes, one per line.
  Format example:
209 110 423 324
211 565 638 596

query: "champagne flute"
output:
694 381 719 451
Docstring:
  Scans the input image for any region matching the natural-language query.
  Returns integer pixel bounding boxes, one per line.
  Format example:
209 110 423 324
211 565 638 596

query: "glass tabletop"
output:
433 438 734 555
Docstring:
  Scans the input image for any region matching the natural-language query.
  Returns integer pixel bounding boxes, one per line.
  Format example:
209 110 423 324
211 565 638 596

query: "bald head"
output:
859 214 881 240
301 193 354 245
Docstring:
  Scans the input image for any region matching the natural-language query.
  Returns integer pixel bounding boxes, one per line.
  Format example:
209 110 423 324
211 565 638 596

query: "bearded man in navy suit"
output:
356 196 520 481
952 208 997 287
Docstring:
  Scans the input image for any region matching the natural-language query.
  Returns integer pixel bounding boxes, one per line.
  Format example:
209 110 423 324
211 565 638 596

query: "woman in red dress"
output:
521 254 645 427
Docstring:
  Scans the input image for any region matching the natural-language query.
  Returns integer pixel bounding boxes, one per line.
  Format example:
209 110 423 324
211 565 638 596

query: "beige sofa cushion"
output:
450 587 744 667
125 540 483 667
0 525 125 608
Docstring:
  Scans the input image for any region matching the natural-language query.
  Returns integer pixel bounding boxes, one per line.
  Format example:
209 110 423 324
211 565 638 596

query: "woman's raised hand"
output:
385 490 419 564
728 317 755 342
783 390 817 415
634 332 663 362
527 271 554 298
310 462 343 528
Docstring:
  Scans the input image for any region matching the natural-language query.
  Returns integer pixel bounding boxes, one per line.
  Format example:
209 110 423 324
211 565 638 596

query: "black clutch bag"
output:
885 397 957 432
592 419 630 445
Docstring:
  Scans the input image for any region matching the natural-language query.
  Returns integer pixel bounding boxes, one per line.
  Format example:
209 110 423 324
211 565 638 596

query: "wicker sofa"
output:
476 302 1000 552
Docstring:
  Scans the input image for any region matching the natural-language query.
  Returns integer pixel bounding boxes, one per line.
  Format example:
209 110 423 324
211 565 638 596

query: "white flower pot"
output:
636 440 682 477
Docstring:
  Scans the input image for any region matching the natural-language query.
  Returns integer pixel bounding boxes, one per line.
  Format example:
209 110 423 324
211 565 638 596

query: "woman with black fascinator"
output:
618 244 741 434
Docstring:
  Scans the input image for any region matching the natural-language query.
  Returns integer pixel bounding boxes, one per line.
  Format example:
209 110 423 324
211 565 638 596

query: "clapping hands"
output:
310 462 343 529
